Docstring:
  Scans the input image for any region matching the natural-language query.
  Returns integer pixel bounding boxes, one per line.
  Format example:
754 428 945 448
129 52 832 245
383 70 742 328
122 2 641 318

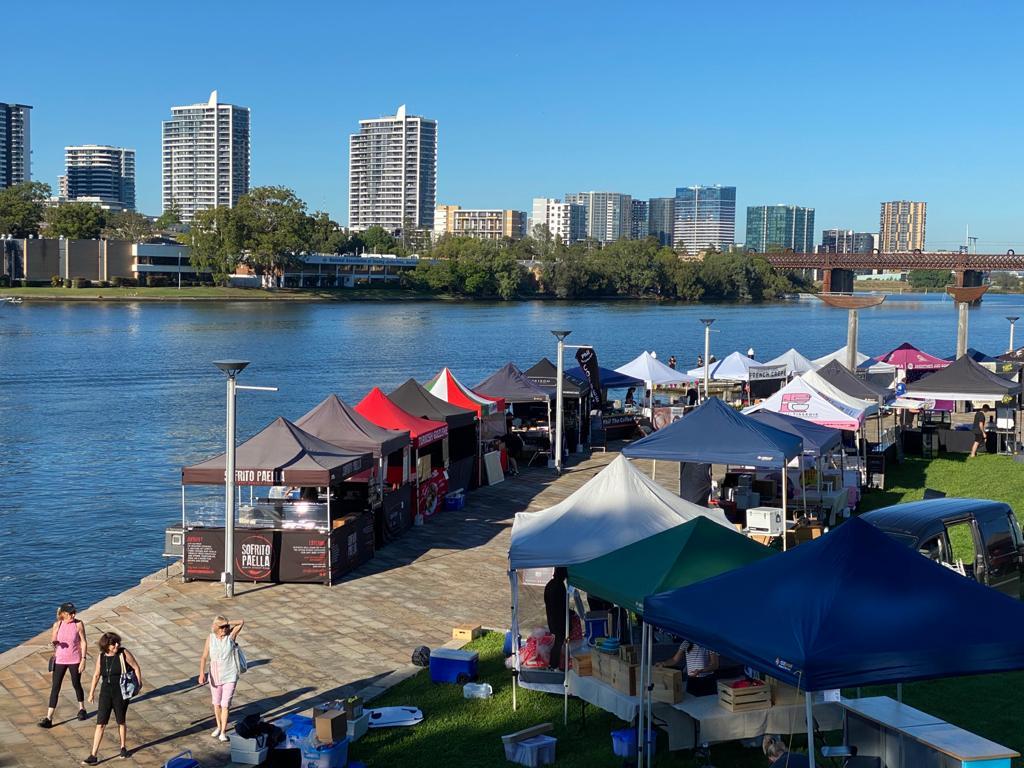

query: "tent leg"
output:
805 692 816 768
646 622 653 768
637 622 646 764
652 459 657 482
510 569 520 712
782 470 788 551
563 587 570 726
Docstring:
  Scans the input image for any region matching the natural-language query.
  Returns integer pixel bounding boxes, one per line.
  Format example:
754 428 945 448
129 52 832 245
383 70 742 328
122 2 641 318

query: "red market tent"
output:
355 387 448 449
876 342 950 371
426 367 505 416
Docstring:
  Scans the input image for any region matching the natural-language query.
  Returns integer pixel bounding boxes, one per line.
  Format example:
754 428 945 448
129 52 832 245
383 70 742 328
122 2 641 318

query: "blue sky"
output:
5 1 1023 249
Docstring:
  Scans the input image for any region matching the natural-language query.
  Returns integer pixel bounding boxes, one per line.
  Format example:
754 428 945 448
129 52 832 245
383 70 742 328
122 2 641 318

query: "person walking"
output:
199 615 245 741
82 632 142 763
39 602 88 728
970 405 991 457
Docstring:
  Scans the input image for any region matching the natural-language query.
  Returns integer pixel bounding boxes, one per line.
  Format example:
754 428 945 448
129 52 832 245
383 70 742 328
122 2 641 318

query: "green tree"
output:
103 210 155 242
233 186 313 279
44 202 106 239
187 206 241 285
155 203 181 230
362 225 397 254
990 271 1022 292
309 211 356 254
908 269 953 290
0 181 51 237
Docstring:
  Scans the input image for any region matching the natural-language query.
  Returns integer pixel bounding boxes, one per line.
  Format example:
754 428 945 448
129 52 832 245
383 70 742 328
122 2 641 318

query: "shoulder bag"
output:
118 651 141 700
233 641 248 674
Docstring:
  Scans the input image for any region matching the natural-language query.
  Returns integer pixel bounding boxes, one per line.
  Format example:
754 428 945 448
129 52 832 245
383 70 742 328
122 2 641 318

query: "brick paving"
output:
0 451 626 768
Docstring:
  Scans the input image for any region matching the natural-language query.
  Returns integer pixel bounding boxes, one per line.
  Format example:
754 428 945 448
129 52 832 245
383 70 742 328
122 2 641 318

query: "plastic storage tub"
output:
444 490 466 510
611 728 656 758
164 751 201 768
276 714 315 749
300 737 349 768
230 744 269 765
429 647 479 683
504 734 557 767
347 712 370 742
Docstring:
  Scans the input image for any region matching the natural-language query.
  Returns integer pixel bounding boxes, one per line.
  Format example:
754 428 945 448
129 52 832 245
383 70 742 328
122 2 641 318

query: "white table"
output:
566 670 639 722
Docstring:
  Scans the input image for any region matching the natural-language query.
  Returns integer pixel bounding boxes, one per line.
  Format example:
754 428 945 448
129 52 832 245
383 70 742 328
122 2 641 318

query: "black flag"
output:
575 347 603 406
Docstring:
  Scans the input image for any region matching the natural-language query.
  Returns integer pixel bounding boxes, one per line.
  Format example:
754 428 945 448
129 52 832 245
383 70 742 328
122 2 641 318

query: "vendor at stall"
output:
544 567 568 671
762 735 810 767
658 639 718 696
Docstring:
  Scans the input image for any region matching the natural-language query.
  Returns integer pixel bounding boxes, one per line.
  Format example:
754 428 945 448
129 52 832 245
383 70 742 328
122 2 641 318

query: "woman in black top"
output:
970 405 990 457
82 632 143 764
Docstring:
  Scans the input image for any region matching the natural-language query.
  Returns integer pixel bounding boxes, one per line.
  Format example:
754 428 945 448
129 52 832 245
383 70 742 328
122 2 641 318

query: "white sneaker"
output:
218 733 229 742
211 728 221 738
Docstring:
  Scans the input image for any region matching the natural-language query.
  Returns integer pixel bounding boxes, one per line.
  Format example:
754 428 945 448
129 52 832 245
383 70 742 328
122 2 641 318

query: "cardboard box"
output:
343 696 363 719
452 624 483 642
768 677 802 705
313 703 348 744
717 678 770 712
605 655 638 696
591 649 613 682
650 667 684 704
572 652 592 676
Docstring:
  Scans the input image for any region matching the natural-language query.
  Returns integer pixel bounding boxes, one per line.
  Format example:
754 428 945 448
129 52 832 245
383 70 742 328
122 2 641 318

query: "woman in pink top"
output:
39 602 88 728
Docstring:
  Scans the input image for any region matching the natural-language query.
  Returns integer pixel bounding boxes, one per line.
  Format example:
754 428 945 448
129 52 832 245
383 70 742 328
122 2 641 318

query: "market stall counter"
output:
180 416 374 585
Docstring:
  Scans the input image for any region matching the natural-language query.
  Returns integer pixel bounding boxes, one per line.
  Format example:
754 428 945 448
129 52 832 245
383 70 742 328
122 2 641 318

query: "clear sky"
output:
5 1 1023 250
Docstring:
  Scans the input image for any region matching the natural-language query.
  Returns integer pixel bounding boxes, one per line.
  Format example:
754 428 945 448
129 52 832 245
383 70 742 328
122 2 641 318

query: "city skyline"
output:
5 1 1024 249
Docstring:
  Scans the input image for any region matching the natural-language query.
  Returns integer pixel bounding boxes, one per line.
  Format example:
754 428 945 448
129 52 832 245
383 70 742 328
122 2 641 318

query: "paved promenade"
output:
0 452 633 767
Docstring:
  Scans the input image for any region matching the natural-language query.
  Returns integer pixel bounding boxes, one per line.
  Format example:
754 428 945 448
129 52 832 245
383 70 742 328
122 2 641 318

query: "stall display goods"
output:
718 678 770 712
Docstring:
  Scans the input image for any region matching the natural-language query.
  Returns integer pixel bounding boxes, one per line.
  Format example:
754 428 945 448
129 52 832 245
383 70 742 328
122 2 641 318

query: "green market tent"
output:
567 516 772 614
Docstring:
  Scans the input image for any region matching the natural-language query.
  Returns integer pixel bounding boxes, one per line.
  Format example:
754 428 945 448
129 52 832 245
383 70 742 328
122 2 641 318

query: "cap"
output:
59 602 76 614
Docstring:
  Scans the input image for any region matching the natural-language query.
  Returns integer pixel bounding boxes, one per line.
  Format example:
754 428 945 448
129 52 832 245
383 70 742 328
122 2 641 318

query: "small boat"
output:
3 297 22 304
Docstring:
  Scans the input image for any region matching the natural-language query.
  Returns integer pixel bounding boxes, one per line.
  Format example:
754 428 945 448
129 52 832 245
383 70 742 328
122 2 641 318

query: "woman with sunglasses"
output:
39 601 88 728
198 615 245 741
82 632 142 763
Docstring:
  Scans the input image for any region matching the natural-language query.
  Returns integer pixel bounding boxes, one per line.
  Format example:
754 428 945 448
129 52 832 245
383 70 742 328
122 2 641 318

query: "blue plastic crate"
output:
429 647 479 683
276 714 315 750
611 728 656 759
300 736 348 768
164 750 201 768
444 490 466 510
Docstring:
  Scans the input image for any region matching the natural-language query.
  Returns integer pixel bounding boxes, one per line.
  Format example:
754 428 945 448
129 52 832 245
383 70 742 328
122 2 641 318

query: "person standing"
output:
970 405 991 457
543 568 568 670
83 632 142 763
39 602 88 728
199 615 245 741
658 639 719 696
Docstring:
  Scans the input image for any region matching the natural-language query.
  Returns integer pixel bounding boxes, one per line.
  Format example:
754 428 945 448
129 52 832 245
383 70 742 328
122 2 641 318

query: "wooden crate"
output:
605 656 638 696
452 624 483 642
650 667 684 704
572 651 593 677
717 678 770 712
618 644 639 664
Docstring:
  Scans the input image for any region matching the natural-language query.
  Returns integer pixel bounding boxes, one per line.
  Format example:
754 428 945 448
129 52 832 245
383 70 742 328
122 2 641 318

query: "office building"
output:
349 104 437 232
673 185 736 253
648 197 675 247
745 205 815 253
531 198 586 244
161 90 249 223
820 229 876 254
62 145 136 211
630 199 649 240
433 204 460 238
0 103 31 188
564 191 631 243
434 206 526 240
879 200 927 252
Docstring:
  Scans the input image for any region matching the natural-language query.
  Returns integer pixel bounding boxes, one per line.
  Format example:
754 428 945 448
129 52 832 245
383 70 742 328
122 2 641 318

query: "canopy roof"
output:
644 517 1024 691
801 368 879 416
568 517 772 613
295 394 410 458
762 348 815 376
744 376 864 431
525 357 587 398
616 351 691 386
746 411 842 458
182 416 373 486
388 378 476 430
355 387 448 449
811 345 870 369
946 347 998 363
815 359 891 402
622 397 802 468
475 362 551 404
508 454 731 570
566 364 643 390
425 367 505 416
686 351 764 382
877 342 950 371
906 355 1020 401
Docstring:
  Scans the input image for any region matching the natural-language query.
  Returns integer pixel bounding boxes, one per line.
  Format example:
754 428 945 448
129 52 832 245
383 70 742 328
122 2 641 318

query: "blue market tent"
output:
644 516 1024 691
622 396 802 468
565 364 643 390
747 410 842 458
945 347 998 363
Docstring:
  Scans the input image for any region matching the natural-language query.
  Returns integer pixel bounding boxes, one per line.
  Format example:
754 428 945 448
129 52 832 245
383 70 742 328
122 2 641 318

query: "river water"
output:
2 293 1022 651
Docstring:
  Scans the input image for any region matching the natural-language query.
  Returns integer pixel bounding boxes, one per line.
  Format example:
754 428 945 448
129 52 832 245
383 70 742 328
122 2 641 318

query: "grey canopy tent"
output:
815 359 891 404
525 357 591 449
907 354 1021 401
476 362 553 463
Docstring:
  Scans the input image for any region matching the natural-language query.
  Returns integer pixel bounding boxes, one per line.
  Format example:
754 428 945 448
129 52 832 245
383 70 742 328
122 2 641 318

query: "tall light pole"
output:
213 360 277 598
700 319 715 400
551 331 571 474
1008 316 1020 353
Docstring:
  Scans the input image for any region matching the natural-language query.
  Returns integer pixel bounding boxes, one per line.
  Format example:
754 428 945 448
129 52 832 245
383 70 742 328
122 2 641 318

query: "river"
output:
2 293 1022 651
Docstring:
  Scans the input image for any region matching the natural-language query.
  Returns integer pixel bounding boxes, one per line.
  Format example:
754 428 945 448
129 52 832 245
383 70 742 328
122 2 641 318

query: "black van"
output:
861 498 1024 598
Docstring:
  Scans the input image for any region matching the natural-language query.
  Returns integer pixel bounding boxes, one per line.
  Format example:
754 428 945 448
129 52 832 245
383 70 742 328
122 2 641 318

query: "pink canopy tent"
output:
744 376 864 431
876 342 950 371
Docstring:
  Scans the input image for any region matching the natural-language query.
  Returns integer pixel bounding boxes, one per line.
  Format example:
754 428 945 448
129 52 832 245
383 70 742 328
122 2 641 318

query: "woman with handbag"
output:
38 601 88 728
198 615 245 742
82 632 143 763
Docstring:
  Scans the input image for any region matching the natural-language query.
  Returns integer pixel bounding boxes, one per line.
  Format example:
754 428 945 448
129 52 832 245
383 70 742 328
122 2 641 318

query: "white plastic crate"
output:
504 734 557 767
347 712 369 742
229 745 268 765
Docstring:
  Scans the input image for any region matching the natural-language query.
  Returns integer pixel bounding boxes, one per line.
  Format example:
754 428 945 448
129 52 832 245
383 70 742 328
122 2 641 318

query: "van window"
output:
917 534 947 564
945 521 977 576
978 513 1017 584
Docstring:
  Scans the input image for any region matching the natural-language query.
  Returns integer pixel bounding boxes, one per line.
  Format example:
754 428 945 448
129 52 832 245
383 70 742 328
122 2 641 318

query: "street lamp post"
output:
1008 316 1020 353
551 331 571 474
213 360 277 598
700 319 715 400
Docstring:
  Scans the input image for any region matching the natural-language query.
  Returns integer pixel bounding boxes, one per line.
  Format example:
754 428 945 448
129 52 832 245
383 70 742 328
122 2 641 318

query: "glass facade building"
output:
745 205 815 253
673 185 736 253
630 199 649 240
820 229 875 253
647 197 674 246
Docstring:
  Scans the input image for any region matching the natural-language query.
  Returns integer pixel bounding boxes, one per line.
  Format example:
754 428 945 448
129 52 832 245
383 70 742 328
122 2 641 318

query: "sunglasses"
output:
218 624 231 631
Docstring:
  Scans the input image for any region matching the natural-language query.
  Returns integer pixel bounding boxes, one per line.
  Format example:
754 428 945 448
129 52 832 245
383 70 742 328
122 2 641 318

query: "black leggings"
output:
49 663 85 708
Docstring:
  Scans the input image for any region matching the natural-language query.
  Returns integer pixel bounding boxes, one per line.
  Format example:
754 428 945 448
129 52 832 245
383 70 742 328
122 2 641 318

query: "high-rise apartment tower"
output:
0 103 31 189
63 145 135 211
673 185 736 253
564 191 632 243
745 205 815 253
879 201 926 252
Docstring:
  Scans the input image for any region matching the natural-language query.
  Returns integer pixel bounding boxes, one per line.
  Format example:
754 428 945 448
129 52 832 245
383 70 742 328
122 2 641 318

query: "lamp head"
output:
551 330 572 341
699 318 715 327
1008 316 1020 323
214 360 250 378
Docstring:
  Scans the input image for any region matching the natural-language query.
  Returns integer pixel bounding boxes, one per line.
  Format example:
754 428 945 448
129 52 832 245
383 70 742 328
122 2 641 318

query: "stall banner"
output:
747 364 788 381
236 531 277 581
329 513 375 580
278 531 330 583
575 347 603 406
418 468 448 519
183 529 279 582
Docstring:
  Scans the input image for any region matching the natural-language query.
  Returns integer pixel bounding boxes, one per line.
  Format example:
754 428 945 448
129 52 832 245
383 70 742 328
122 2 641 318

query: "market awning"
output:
747 411 842 458
475 362 551 404
525 357 587 398
295 394 410 458
744 376 864 431
509 454 731 570
388 378 477 430
568 517 772 613
622 397 802 468
355 387 448 449
811 345 870 369
876 342 950 371
906 354 1021 402
801 368 879 417
815 359 891 403
425 367 505 416
945 347 998 363
182 416 374 486
644 517 1024 690
762 348 816 376
565 364 643 390
616 351 691 386
686 351 768 382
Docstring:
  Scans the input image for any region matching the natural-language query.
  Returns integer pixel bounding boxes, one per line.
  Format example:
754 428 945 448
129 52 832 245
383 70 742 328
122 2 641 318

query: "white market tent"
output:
812 345 870 369
685 351 763 382
802 368 879 417
614 351 692 387
744 376 865 431
763 348 816 376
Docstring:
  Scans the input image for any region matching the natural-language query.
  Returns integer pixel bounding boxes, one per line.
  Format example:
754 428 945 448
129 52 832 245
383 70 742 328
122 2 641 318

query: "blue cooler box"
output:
429 648 479 683
164 751 201 768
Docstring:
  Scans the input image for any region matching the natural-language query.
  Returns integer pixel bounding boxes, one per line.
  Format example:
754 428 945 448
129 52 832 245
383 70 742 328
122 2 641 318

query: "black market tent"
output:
182 416 373 486
906 354 1021 402
295 394 410 458
644 516 1024 691
747 410 842 458
524 358 587 397
815 359 891 403
475 362 552 404
622 397 802 468
565 364 643 390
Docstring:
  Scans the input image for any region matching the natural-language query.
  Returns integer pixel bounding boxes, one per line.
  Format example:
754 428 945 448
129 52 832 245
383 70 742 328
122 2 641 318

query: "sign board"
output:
483 451 504 486
183 528 279 582
748 364 788 381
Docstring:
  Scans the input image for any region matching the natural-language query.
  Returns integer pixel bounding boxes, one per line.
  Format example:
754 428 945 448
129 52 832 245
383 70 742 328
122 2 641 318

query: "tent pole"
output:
510 568 519 712
645 621 653 768
652 459 657 482
805 692 816 768
637 622 646 764
563 586 570 726
782 466 789 551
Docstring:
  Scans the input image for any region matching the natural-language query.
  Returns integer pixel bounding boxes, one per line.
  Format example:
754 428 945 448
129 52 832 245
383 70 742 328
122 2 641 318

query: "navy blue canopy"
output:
747 411 842 458
566 364 644 390
622 397 802 468
644 517 1024 691
945 347 997 363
